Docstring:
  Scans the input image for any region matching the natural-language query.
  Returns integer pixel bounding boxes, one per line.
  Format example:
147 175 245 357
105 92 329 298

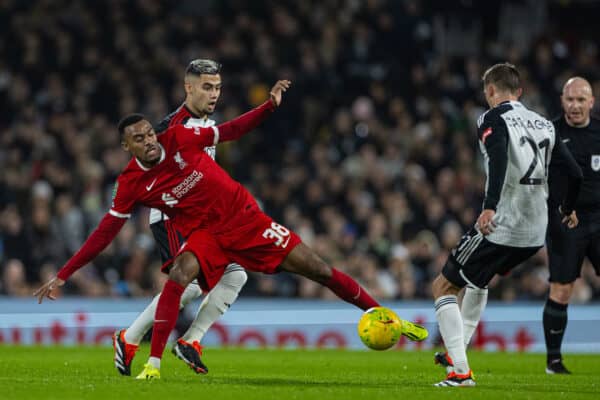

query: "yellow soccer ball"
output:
357 307 402 350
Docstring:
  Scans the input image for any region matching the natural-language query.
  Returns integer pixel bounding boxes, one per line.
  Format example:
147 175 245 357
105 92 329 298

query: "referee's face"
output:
185 74 222 116
562 80 594 127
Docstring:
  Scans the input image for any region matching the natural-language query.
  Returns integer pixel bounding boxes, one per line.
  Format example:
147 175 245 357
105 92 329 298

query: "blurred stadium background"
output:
0 0 599 351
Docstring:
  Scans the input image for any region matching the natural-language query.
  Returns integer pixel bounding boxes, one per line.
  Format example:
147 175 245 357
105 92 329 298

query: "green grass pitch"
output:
0 346 598 399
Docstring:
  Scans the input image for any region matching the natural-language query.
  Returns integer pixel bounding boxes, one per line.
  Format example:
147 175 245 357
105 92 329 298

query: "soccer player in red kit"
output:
35 80 428 379
113 59 249 377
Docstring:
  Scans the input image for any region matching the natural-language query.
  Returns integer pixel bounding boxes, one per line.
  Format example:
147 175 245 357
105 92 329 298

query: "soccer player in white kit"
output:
431 63 583 387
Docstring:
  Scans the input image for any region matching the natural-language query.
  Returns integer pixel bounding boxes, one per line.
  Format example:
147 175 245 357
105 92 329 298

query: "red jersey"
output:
110 125 256 238
56 100 275 280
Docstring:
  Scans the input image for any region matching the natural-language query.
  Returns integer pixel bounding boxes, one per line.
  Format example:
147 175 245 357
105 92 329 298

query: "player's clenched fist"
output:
270 80 291 107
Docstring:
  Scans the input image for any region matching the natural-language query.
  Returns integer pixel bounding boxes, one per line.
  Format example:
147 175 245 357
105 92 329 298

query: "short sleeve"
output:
169 124 218 149
109 177 135 218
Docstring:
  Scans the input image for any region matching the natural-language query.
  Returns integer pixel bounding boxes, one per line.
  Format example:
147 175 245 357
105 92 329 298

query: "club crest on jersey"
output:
592 155 600 171
174 151 187 169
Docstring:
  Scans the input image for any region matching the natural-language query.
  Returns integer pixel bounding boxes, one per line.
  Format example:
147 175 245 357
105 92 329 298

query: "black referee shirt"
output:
549 117 600 215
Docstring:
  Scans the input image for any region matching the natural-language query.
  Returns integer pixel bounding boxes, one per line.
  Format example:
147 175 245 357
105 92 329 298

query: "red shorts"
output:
175 211 301 291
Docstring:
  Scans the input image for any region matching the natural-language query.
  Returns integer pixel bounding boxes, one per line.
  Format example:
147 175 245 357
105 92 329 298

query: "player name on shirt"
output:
503 115 554 131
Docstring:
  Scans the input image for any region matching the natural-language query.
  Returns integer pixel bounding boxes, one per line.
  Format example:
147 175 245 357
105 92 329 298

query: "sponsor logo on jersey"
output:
280 235 292 248
146 178 157 191
592 155 600 171
174 151 187 169
172 170 203 199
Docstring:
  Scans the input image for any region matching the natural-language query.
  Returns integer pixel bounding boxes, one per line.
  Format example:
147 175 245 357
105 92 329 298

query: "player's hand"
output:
561 210 578 229
33 276 65 304
476 209 497 235
269 80 291 107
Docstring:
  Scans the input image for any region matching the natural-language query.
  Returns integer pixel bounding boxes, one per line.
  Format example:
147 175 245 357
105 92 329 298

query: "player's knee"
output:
221 268 248 291
432 275 444 298
170 253 200 286
432 274 458 298
549 282 573 304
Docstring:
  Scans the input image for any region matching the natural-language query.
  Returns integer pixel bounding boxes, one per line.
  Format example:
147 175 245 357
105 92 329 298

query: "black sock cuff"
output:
546 298 568 311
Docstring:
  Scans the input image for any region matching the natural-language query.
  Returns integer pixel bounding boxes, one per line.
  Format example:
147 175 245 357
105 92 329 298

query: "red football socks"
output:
150 280 185 358
324 268 380 310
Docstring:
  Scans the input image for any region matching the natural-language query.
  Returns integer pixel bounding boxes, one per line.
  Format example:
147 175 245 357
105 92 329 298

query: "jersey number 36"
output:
262 222 291 248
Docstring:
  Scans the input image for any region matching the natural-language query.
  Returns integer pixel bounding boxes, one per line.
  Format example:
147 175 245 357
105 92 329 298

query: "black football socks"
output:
543 298 568 364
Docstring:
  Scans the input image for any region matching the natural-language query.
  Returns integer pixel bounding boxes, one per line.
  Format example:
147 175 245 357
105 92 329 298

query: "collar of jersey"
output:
135 143 165 171
499 100 521 107
183 103 204 119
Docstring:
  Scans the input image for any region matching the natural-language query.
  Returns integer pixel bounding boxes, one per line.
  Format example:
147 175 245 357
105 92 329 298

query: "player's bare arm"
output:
270 80 291 107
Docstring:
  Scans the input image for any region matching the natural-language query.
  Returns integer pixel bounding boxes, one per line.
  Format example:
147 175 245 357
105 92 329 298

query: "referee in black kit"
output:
544 77 600 374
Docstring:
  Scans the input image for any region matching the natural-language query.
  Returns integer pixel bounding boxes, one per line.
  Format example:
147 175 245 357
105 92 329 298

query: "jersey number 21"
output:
520 137 550 185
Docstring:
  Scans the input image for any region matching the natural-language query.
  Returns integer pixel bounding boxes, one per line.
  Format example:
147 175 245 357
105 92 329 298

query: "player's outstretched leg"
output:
113 282 202 375
172 264 247 374
280 243 428 341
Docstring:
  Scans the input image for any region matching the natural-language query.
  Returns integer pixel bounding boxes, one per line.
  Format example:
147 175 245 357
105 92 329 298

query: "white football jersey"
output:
149 117 216 224
478 101 555 247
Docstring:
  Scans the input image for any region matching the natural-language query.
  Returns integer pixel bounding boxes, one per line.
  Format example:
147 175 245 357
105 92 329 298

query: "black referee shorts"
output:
547 209 600 284
150 218 185 271
442 228 541 289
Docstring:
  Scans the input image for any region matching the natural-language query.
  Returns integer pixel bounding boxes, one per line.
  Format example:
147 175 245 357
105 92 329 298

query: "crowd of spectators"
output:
1 0 600 302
